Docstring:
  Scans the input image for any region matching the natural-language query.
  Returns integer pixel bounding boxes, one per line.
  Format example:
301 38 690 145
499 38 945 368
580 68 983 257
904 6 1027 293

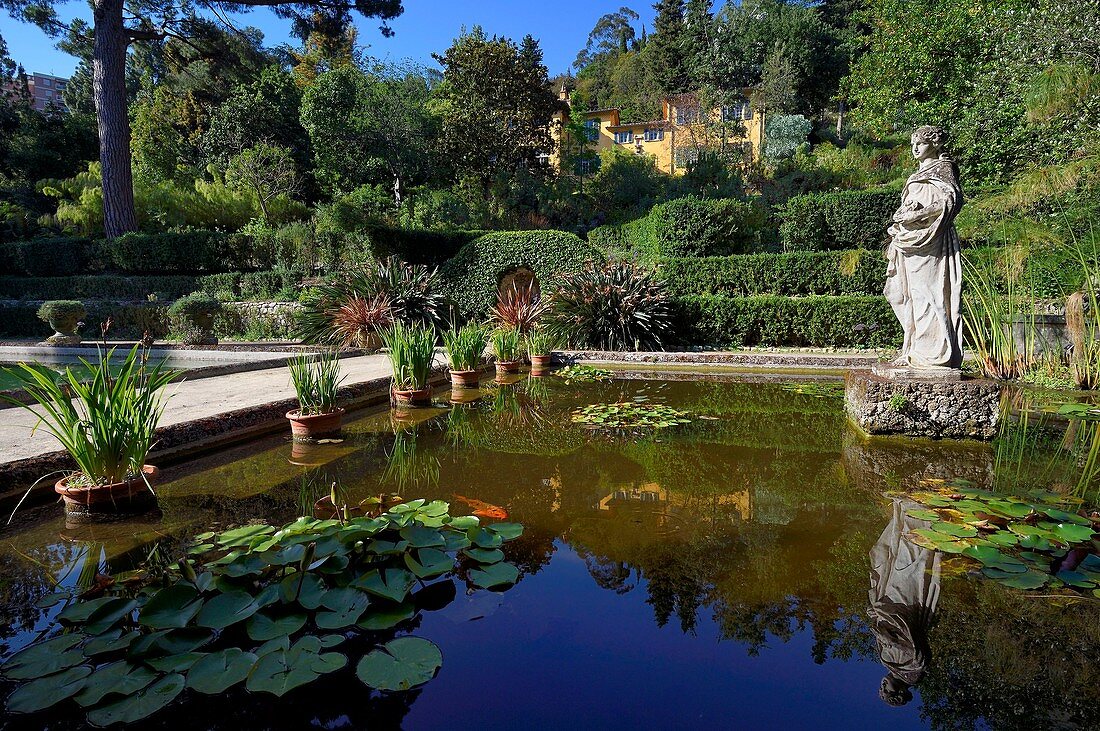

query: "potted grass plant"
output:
286 350 346 440
380 321 437 406
0 345 175 514
442 323 488 388
490 327 524 375
526 327 561 376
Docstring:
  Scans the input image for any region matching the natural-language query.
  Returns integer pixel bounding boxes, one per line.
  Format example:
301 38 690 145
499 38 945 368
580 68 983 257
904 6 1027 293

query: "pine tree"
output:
647 0 690 95
683 0 715 90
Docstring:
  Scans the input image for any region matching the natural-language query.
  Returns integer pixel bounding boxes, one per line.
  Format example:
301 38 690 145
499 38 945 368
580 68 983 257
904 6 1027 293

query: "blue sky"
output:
0 0 657 78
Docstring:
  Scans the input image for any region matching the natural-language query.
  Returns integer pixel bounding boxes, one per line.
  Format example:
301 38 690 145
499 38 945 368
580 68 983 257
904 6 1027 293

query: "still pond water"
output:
2 372 1099 730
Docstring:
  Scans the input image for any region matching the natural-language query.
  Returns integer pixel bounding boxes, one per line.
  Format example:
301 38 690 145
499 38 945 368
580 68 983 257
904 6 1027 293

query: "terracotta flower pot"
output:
450 386 482 404
287 407 345 440
54 465 159 512
392 386 432 406
450 369 480 388
530 354 554 376
495 360 522 374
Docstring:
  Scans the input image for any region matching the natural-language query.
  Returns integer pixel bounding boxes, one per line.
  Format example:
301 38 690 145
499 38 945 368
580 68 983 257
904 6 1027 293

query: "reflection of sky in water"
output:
1 376 1099 729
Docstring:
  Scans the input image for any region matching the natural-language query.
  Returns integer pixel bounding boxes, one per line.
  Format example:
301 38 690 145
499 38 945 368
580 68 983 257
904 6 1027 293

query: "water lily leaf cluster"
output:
903 480 1100 594
571 402 693 430
780 383 845 399
555 365 613 383
0 501 524 726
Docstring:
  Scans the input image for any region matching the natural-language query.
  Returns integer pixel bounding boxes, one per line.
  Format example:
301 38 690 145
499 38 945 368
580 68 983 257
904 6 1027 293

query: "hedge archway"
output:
439 230 604 317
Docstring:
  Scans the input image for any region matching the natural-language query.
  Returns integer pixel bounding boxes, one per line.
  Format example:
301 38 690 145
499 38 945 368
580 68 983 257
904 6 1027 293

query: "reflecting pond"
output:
2 373 1100 729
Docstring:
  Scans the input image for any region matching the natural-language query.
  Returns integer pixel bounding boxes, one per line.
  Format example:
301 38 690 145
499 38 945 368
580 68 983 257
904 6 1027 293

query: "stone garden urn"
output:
37 300 86 346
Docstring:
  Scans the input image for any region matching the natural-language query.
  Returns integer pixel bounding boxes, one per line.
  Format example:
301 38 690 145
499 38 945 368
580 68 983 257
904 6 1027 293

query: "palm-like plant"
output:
490 281 547 334
297 257 446 345
0 346 176 486
543 261 673 351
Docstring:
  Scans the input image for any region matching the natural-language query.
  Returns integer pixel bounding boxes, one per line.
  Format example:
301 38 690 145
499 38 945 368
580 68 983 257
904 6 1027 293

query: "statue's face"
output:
911 135 939 162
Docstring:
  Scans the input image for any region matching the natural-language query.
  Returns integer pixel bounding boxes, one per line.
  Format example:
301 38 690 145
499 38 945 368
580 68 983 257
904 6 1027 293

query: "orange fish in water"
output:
452 494 508 520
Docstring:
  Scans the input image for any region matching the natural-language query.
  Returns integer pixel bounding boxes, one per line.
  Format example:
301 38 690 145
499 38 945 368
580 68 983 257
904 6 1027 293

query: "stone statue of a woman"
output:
883 125 964 371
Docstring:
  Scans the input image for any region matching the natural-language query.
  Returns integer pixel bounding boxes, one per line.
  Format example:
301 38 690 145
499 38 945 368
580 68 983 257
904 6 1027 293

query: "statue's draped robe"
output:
885 159 964 369
867 499 941 688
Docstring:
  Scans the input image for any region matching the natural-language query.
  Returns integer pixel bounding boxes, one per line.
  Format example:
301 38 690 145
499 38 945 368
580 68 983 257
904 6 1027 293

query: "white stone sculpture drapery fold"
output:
884 127 964 370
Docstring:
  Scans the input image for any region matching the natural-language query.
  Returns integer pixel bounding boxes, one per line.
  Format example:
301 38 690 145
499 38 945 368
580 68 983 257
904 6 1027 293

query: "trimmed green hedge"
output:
589 196 768 260
0 269 303 302
0 237 97 276
673 294 901 348
105 231 256 273
0 301 297 340
661 250 886 298
778 186 900 252
439 230 603 317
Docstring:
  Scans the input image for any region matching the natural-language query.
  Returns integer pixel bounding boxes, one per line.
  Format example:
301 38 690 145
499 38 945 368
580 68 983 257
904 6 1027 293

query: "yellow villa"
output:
550 86 765 175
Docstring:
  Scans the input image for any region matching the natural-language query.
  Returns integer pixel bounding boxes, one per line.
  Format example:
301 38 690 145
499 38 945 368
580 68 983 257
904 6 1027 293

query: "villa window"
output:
721 101 753 121
614 131 634 144
643 129 663 142
578 157 601 175
674 147 701 169
583 119 600 142
675 107 700 125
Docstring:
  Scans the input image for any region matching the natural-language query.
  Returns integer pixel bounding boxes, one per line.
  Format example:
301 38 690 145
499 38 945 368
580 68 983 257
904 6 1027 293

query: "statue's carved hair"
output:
912 125 947 149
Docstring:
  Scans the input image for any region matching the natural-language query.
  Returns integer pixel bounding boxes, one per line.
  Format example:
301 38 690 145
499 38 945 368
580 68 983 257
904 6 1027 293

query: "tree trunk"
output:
93 0 137 238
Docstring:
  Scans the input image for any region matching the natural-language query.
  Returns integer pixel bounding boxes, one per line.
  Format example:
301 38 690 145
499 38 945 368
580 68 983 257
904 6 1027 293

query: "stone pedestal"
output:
845 370 1002 440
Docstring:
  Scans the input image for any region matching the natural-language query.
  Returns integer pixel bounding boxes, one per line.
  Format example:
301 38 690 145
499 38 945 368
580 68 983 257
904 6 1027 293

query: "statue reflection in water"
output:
868 498 941 707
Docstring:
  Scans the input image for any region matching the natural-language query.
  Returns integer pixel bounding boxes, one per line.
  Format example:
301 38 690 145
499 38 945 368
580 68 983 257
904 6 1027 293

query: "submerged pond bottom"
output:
1 375 1097 730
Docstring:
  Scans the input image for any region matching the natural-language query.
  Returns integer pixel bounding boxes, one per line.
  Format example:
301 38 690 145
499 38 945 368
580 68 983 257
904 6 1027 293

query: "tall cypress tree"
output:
683 0 715 90
647 0 690 95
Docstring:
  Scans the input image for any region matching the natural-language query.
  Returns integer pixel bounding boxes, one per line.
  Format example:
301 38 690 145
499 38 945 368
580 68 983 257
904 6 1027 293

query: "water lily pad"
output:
469 562 520 589
358 602 417 631
354 568 417 603
366 539 410 556
468 527 503 549
1056 570 1097 588
128 628 213 658
932 522 978 538
356 637 443 691
246 610 307 642
447 515 480 531
74 661 157 707
246 638 345 697
224 553 267 577
216 524 276 546
405 548 455 578
147 652 206 673
195 590 259 630
187 648 257 695
487 522 523 540
985 500 1032 519
400 525 445 548
84 598 139 635
463 547 505 564
315 588 370 629
905 508 941 521
86 672 186 726
84 629 140 657
57 597 117 624
279 572 327 610
986 531 1018 547
443 531 472 552
1048 523 1096 543
2 634 85 680
6 665 91 713
995 571 1050 590
139 584 203 630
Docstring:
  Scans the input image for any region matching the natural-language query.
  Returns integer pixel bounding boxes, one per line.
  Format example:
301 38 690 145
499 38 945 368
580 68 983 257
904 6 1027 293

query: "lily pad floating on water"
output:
186 649 258 695
355 637 443 692
73 661 157 708
571 402 694 430
1 634 85 680
469 562 521 589
6 666 92 714
86 673 187 726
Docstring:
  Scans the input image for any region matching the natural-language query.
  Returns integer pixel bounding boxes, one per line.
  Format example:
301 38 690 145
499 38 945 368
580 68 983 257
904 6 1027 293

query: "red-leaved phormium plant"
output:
330 294 393 348
491 281 548 334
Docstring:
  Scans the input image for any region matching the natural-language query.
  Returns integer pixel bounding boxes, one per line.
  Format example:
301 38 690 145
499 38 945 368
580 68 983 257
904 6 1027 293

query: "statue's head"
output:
911 125 947 163
879 675 914 707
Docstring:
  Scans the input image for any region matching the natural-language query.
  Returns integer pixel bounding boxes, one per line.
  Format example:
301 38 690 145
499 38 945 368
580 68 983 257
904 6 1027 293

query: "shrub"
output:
36 299 87 324
167 291 221 317
105 231 253 273
439 230 603 318
0 237 96 276
673 295 901 348
544 261 673 351
779 187 900 252
660 250 887 298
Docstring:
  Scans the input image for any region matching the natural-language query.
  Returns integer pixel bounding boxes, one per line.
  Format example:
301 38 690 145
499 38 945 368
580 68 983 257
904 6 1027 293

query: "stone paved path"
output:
0 354 395 465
